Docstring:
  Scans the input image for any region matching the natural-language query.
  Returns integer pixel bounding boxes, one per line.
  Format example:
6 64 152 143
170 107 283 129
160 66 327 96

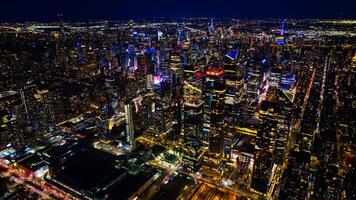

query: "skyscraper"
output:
204 68 226 156
245 60 262 120
251 100 277 194
125 101 135 149
223 56 244 159
181 64 205 170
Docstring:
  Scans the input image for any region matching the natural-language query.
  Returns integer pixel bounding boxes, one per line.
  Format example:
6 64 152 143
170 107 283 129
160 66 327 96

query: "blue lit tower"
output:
177 23 183 44
276 20 286 45
208 18 215 36
280 20 285 36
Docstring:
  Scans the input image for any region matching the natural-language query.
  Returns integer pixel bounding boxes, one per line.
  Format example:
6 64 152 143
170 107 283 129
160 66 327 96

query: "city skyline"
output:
0 1 355 200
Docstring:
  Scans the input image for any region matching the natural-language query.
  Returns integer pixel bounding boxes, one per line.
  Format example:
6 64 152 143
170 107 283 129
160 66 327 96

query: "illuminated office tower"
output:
125 101 135 149
182 64 205 170
245 60 261 102
261 65 295 164
182 65 204 141
260 68 294 164
245 60 262 120
223 56 244 158
204 68 226 156
170 66 183 136
183 99 204 147
145 95 171 137
251 100 277 194
274 89 293 164
182 99 205 171
134 94 154 133
237 67 246 93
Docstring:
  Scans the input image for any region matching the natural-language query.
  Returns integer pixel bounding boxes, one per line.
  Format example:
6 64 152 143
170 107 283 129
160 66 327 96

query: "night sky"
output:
0 0 355 22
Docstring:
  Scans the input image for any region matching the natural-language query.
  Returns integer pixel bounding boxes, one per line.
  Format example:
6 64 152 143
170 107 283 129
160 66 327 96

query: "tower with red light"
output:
204 67 226 156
